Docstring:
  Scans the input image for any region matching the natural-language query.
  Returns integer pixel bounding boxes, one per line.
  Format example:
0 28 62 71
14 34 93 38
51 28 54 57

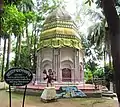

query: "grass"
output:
0 90 117 107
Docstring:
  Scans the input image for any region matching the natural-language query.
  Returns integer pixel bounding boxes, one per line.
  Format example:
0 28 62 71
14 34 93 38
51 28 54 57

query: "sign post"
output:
9 85 11 107
4 68 33 107
22 85 27 107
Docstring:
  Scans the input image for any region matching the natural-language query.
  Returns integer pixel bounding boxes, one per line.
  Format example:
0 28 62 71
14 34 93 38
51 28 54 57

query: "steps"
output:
102 91 116 98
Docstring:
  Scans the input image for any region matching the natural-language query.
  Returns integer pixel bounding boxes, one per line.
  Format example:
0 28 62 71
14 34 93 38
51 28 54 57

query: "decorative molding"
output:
38 38 82 50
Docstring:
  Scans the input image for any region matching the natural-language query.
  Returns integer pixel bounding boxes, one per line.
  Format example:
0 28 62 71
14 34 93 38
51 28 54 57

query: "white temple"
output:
36 7 84 85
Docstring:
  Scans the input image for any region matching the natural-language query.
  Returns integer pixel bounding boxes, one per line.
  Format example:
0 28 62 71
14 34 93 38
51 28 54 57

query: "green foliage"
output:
24 11 37 23
11 45 31 68
17 0 34 12
88 20 106 47
2 5 25 34
19 46 31 68
85 70 93 83
104 66 114 82
85 60 105 83
4 0 22 5
86 60 97 72
86 20 107 63
93 68 104 78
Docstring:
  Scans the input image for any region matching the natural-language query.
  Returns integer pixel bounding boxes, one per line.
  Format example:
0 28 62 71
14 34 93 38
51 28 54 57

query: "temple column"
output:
82 62 84 82
78 50 80 82
52 48 54 73
59 49 62 83
53 48 60 82
79 50 84 82
36 50 41 84
73 48 76 83
40 49 43 83
76 49 80 82
57 49 60 82
74 49 79 83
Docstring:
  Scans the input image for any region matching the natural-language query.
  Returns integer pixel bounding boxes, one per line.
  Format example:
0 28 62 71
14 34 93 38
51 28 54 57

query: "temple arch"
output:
61 60 73 69
42 60 52 71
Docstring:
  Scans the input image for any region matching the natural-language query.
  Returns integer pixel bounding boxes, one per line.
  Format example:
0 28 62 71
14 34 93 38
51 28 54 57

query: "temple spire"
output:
38 6 82 50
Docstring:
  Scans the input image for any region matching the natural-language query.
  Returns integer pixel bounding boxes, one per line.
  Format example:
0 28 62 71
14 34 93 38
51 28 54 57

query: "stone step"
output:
102 91 116 97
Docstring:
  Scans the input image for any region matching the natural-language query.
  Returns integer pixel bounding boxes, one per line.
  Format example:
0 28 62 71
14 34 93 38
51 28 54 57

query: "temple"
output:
36 7 84 85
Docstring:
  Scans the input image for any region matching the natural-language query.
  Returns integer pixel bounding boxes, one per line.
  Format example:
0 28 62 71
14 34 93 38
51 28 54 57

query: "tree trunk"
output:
33 27 38 73
14 36 19 67
0 37 1 52
108 51 112 68
107 30 112 68
14 35 21 67
102 0 120 105
103 45 106 66
26 22 31 67
17 34 21 67
1 38 6 81
26 22 29 49
5 35 11 71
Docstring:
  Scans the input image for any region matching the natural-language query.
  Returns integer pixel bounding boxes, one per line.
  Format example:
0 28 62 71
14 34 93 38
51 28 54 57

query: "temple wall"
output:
36 47 84 84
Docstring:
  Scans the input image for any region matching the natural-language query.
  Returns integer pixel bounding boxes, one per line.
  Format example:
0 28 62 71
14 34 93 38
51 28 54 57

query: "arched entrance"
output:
62 68 71 82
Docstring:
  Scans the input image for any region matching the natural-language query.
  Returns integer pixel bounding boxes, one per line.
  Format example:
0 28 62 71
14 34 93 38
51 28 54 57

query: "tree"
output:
5 34 11 72
2 5 25 68
104 65 114 90
1 34 8 81
86 0 120 105
86 60 98 88
102 0 120 105
87 10 112 68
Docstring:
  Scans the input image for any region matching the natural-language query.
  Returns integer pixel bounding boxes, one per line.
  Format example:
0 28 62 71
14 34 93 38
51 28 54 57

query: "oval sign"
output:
4 68 33 86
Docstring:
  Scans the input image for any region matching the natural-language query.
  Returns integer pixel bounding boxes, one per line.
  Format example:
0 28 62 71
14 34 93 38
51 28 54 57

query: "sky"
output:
63 0 103 34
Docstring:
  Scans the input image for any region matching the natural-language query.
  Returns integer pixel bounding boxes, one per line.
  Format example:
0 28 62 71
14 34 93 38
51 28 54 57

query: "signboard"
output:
4 68 33 86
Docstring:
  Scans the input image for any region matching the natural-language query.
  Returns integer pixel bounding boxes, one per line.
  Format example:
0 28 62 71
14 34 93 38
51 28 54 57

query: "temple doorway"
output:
62 68 71 82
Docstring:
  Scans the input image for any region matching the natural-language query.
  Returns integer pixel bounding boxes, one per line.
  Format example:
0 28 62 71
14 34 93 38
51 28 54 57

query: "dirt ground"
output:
0 90 118 107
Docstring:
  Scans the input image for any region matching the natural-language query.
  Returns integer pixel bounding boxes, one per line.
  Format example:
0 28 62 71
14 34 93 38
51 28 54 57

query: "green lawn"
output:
0 90 117 107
